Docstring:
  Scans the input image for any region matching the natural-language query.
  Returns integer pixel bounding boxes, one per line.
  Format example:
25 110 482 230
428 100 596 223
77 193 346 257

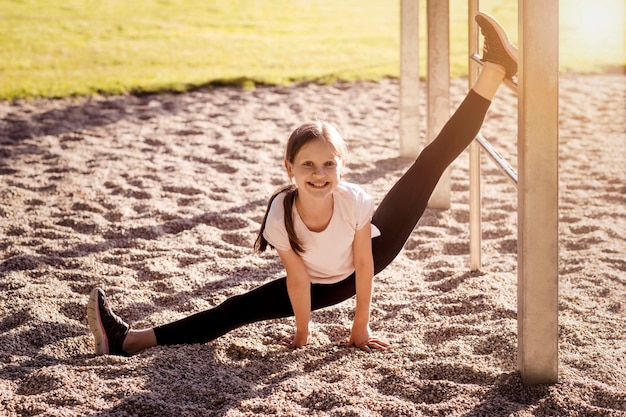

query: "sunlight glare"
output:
561 0 625 69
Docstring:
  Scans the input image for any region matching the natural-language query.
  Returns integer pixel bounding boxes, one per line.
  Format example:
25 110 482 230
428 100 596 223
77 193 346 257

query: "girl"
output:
88 12 518 355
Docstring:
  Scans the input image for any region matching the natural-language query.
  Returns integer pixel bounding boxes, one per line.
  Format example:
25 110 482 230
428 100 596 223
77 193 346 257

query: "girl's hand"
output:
281 330 309 349
349 327 390 353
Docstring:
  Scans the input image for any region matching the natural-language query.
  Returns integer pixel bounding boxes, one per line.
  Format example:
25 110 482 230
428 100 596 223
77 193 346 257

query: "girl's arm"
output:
349 221 389 352
276 248 311 348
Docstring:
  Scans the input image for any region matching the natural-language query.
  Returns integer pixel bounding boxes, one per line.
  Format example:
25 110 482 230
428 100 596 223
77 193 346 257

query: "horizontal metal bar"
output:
470 54 519 94
476 134 519 185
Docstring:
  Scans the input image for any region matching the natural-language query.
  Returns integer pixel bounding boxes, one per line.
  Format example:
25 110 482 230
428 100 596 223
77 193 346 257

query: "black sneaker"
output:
475 12 518 79
87 288 130 356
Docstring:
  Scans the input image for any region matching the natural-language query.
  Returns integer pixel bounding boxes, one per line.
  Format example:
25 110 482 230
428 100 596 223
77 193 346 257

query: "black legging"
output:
154 90 491 346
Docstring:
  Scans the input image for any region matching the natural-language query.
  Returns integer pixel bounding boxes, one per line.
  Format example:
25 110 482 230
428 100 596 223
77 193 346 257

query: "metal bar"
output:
426 0 451 209
400 0 421 158
517 0 560 385
468 0 481 271
476 134 518 185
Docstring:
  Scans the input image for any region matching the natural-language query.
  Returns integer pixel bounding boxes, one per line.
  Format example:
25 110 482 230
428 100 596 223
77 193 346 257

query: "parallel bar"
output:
468 0 481 271
517 0 560 385
475 134 518 185
426 0 451 208
400 0 421 158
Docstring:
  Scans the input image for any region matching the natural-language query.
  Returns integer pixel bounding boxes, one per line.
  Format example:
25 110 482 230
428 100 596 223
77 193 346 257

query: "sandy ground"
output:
0 73 624 417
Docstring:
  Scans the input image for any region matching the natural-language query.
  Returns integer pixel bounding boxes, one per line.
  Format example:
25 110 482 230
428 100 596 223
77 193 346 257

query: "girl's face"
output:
285 138 343 201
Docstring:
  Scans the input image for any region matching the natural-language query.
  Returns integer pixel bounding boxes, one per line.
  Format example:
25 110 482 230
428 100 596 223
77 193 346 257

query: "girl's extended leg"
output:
90 274 359 355
371 12 517 274
89 12 517 356
371 88 491 273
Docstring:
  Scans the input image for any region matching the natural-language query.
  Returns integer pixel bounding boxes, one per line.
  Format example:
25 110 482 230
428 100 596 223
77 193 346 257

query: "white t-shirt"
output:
263 181 380 284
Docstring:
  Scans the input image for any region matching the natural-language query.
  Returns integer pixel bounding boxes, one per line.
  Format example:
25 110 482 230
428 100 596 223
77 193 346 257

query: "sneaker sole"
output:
476 12 518 63
87 288 109 355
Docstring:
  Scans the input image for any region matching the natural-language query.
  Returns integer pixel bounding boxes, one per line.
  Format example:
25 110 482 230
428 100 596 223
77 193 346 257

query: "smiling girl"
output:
257 122 383 350
88 13 518 356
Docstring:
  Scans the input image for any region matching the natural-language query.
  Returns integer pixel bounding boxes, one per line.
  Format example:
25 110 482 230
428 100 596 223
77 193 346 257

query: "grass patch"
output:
1 0 624 99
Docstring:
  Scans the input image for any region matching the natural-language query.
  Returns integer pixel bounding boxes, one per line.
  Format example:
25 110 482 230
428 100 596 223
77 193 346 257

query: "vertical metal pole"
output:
400 0 421 158
426 0 451 209
468 0 481 270
517 0 559 385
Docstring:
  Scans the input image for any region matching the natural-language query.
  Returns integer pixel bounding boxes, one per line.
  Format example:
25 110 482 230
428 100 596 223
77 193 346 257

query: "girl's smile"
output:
308 182 329 189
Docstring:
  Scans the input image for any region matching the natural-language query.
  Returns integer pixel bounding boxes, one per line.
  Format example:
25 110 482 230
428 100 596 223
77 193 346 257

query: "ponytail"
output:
282 186 304 254
254 185 304 255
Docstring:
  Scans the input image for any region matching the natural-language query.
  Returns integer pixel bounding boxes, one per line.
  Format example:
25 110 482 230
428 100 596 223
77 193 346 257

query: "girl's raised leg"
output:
370 12 517 274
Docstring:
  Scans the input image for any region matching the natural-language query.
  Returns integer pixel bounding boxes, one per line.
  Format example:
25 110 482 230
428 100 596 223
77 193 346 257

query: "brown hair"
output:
254 120 347 255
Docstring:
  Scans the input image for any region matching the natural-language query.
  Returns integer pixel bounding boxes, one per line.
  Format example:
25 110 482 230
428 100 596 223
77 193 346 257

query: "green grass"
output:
1 0 624 99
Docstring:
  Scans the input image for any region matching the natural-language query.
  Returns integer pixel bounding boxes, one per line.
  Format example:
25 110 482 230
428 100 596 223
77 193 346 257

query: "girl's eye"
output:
302 161 313 167
325 161 337 167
